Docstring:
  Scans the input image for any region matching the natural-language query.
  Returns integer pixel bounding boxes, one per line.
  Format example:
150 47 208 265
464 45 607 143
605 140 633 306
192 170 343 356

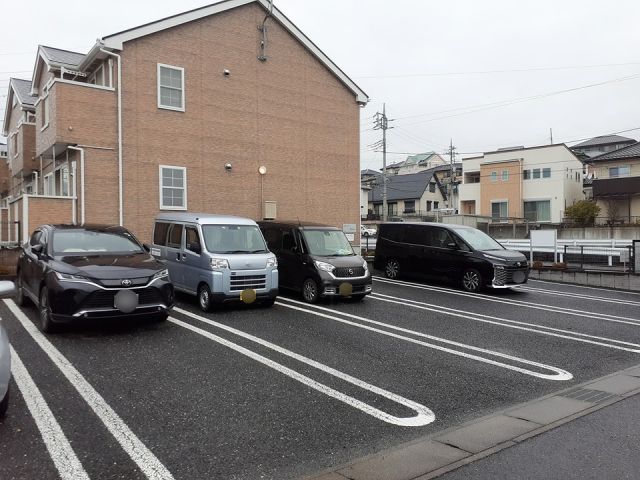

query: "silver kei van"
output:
151 213 278 311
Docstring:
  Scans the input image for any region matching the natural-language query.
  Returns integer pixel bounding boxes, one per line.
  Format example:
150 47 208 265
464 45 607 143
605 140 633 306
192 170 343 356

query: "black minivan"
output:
258 221 372 303
374 222 529 292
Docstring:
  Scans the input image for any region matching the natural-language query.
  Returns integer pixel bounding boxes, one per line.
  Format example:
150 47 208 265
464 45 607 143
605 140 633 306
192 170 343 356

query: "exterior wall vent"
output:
263 201 276 220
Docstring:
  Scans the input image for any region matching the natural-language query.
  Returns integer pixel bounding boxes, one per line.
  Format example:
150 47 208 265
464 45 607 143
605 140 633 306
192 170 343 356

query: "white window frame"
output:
502 170 509 181
43 173 55 196
10 133 18 158
157 64 185 112
41 94 50 131
89 64 105 86
491 200 509 223
159 165 187 210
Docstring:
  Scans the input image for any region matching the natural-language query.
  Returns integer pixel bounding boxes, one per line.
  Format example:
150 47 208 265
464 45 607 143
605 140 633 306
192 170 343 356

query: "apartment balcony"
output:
8 123 38 177
36 80 117 157
458 182 480 202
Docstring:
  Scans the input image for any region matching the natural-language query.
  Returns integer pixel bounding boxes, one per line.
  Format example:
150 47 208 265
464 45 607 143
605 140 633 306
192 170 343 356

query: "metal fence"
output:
561 245 635 273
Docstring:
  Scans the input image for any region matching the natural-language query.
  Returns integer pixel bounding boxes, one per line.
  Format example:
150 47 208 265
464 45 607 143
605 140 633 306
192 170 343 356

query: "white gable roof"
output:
101 0 368 104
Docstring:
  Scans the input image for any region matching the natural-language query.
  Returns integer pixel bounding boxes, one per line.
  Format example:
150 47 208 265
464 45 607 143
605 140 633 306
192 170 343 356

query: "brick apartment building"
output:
1 0 368 244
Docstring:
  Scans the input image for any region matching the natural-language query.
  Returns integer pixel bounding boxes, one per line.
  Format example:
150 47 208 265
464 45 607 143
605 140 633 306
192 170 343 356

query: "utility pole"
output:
445 139 456 209
373 103 393 221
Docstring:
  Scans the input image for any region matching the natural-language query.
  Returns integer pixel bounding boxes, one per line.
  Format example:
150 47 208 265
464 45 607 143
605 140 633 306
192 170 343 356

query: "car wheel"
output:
385 259 400 279
198 284 213 312
0 385 9 418
39 287 57 333
15 273 28 307
461 268 483 293
302 278 319 304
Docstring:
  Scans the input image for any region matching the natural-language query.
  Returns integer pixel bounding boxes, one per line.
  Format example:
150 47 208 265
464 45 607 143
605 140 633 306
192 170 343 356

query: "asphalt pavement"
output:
1 274 639 479
436 390 640 480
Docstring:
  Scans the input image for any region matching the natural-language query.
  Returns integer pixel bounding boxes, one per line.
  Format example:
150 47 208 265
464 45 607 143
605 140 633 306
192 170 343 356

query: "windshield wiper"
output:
249 249 268 253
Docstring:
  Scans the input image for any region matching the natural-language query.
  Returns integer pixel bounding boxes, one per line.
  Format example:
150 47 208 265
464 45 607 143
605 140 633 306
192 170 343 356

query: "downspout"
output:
68 146 85 224
100 47 123 226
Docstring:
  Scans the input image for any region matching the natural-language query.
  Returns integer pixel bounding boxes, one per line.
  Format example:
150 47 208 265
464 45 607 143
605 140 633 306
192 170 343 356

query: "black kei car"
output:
16 224 174 332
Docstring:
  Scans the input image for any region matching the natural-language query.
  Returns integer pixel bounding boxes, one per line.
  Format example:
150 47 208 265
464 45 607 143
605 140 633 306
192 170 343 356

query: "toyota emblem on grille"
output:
348 268 354 275
121 279 132 287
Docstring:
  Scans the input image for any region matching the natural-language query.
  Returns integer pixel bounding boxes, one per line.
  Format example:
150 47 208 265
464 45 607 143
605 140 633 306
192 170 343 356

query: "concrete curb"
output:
301 364 640 480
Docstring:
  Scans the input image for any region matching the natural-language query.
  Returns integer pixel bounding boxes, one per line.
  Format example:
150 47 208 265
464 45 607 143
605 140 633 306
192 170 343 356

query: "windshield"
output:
53 230 144 255
303 229 354 256
454 228 504 251
201 225 268 254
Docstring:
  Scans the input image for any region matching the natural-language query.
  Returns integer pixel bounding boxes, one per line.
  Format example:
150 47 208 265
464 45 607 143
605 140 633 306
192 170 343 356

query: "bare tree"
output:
604 198 621 224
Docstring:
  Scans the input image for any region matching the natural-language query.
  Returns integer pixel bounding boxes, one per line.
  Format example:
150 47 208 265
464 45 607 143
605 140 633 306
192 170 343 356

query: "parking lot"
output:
1 275 640 480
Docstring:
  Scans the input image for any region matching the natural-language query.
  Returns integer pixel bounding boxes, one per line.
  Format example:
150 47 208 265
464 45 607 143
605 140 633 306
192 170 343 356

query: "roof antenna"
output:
258 0 274 62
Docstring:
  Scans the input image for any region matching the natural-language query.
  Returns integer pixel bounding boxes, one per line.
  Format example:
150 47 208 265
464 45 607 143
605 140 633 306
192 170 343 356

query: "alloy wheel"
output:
462 270 481 292
302 279 319 303
385 259 400 279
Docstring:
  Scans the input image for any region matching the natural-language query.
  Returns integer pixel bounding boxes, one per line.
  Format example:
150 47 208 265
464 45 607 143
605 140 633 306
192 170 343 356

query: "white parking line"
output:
518 286 640 307
274 298 573 381
369 292 640 353
374 276 640 326
530 279 640 296
10 346 90 480
170 309 434 427
4 300 175 480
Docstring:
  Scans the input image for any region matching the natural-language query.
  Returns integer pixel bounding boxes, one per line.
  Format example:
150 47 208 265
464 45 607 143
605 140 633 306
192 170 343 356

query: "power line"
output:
394 74 640 126
353 62 640 80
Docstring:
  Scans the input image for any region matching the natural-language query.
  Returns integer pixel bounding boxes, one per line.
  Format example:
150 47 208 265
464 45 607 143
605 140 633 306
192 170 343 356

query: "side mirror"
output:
446 242 459 250
188 243 202 255
142 243 151 253
32 244 44 255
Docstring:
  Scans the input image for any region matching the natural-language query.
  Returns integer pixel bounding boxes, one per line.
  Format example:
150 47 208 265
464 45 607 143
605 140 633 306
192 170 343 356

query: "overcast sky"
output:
2 1 639 170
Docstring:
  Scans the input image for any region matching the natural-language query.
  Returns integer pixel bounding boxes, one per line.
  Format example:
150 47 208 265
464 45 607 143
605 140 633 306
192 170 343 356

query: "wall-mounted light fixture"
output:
224 163 232 172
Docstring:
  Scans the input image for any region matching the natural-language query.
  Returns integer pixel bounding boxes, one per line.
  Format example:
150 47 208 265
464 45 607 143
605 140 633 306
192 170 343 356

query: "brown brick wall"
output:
119 3 361 242
82 148 119 225
36 81 117 156
27 196 74 235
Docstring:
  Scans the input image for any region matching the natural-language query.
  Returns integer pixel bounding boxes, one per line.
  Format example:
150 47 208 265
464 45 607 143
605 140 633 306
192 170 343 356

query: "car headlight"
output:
54 272 89 281
362 259 369 270
152 269 169 280
483 253 505 262
210 258 230 269
314 260 335 273
266 256 278 268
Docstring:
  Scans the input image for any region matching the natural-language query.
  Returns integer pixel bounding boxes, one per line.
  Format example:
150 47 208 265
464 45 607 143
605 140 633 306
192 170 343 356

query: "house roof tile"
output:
571 135 636 149
588 142 640 161
40 45 85 66
11 78 38 107
369 169 437 203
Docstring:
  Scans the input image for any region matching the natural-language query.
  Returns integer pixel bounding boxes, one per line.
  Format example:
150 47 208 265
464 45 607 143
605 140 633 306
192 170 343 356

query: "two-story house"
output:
571 135 636 159
458 144 584 223
0 0 368 243
589 142 640 224
367 166 450 220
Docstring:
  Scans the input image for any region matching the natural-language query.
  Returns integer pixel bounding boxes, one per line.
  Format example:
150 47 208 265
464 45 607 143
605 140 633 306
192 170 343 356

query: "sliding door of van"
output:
165 223 185 289
181 224 203 295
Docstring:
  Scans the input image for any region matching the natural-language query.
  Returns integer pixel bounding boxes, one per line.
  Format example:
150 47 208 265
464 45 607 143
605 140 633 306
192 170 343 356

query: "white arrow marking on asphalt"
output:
10 346 90 480
4 299 175 480
275 298 573 381
170 309 435 427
